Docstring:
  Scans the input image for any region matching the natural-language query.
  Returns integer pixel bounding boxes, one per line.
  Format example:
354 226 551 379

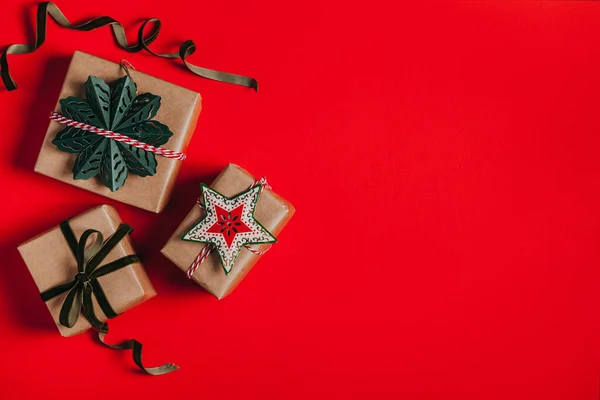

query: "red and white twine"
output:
186 177 274 279
186 244 214 279
49 112 186 160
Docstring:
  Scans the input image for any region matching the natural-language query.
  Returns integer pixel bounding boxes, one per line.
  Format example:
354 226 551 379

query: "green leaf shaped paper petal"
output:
115 93 161 130
109 75 137 129
100 140 129 191
52 125 102 153
73 139 107 180
60 97 105 128
119 120 173 147
118 142 157 177
85 76 111 129
52 75 176 191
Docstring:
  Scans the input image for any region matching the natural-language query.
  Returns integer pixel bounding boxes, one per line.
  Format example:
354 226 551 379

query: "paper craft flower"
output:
52 75 174 191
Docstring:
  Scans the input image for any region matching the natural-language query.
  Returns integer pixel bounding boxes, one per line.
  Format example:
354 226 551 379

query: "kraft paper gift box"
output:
17 205 156 337
161 164 295 299
34 51 202 213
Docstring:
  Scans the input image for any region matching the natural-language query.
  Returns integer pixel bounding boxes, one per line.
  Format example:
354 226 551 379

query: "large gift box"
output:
34 51 202 213
18 205 156 337
161 164 295 299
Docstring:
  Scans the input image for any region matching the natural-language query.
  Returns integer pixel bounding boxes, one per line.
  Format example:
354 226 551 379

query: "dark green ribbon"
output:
1 1 258 92
40 220 178 376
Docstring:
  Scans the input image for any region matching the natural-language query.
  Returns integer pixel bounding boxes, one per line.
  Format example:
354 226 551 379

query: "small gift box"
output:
34 51 202 213
18 204 177 374
17 204 156 337
161 164 295 299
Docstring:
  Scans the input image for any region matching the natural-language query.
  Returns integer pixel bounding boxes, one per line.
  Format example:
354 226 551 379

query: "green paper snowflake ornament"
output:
52 75 174 191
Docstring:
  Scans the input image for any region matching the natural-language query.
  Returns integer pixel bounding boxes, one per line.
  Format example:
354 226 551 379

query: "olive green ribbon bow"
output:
40 220 178 376
1 1 258 92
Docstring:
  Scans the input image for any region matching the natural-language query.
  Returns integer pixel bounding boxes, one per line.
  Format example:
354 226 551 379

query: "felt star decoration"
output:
182 184 277 274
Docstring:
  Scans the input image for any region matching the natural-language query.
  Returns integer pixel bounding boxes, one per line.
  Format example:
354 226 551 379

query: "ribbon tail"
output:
3 2 257 92
1 1 159 91
82 284 108 331
89 279 118 319
58 286 82 328
136 23 258 91
98 331 179 375
179 41 258 91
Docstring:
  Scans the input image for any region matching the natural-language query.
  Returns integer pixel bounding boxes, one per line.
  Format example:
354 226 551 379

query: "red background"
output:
1 1 600 399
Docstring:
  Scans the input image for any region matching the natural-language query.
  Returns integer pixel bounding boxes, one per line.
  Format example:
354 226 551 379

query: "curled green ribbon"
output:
1 1 258 92
40 220 178 376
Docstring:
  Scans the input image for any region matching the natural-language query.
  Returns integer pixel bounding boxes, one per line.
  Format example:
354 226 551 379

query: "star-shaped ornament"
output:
182 184 277 274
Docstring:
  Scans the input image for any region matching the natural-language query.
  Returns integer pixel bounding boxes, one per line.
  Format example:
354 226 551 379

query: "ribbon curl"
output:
1 1 258 92
40 220 178 376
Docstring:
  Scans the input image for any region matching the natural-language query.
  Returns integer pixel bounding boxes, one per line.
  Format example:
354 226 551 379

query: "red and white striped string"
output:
49 112 186 160
186 178 273 279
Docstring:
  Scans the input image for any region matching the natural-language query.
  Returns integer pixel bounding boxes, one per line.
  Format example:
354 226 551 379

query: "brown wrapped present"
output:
161 164 295 299
34 51 202 213
17 205 156 337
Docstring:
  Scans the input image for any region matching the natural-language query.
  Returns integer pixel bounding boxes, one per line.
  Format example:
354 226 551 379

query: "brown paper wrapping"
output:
161 164 295 299
34 51 203 213
17 205 156 337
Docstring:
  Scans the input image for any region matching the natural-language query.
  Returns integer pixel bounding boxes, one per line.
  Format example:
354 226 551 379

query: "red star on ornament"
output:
206 204 252 247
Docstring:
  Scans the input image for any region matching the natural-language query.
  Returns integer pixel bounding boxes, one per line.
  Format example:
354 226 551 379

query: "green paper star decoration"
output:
52 75 174 191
